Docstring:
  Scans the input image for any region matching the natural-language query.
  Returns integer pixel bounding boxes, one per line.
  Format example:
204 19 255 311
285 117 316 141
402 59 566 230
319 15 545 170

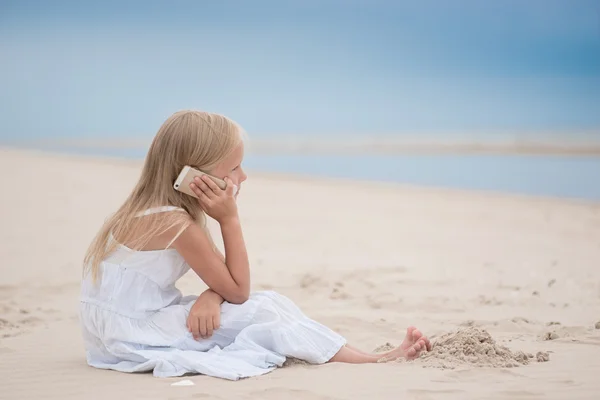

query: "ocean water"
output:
38 144 600 200
243 153 600 200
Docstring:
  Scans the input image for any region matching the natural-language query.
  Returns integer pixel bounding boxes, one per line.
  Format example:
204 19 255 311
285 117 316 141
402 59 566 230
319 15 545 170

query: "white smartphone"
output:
173 166 237 198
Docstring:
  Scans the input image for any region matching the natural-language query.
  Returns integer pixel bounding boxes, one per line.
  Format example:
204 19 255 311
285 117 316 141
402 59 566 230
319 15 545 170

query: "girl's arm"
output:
171 175 250 304
199 249 226 302
185 248 226 340
172 220 250 304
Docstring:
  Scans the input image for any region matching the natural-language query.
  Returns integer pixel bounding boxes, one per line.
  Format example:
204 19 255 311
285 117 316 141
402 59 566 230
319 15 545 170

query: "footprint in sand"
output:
329 287 350 300
299 273 328 290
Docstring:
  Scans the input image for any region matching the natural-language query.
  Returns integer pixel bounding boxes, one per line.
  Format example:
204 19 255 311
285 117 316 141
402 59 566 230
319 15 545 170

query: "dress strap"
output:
135 206 185 217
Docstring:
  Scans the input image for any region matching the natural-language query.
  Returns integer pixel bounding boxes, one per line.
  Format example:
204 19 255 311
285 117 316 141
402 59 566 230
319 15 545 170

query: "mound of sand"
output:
416 328 549 369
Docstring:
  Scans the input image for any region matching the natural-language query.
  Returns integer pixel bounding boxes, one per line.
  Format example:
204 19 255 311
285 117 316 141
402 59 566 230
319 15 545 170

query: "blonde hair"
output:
83 110 244 281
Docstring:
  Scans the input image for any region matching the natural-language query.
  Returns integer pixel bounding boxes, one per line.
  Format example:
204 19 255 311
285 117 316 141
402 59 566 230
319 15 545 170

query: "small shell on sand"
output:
595 321 600 329
171 379 195 386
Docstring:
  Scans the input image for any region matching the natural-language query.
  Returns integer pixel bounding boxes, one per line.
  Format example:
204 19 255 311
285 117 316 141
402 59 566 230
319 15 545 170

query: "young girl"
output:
80 110 431 380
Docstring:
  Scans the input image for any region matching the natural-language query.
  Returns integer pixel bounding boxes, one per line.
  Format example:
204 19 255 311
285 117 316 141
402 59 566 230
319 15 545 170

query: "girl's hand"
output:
187 289 223 340
190 175 238 224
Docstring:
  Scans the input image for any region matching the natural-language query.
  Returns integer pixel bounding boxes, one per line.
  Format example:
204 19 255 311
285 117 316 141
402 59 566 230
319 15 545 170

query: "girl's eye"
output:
232 165 239 171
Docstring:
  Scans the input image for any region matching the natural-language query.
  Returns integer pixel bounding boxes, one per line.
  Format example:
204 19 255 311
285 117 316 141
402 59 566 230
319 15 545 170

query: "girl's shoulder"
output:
122 206 194 251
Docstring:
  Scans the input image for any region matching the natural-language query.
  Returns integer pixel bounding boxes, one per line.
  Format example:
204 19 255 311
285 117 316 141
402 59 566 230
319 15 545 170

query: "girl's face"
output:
209 142 247 196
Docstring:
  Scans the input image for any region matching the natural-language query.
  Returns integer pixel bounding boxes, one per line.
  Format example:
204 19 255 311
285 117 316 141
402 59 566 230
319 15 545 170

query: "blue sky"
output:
1 0 599 140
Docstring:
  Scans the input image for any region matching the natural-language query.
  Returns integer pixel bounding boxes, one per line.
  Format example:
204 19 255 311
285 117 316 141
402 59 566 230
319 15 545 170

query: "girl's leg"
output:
345 344 381 357
329 345 383 363
328 327 432 364
235 292 431 365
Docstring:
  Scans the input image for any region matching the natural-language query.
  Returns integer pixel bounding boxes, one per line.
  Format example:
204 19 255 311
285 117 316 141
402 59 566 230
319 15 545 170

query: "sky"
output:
1 0 599 141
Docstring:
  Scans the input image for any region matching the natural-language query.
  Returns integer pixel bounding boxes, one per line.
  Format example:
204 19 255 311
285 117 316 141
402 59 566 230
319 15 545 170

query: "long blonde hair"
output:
83 110 244 281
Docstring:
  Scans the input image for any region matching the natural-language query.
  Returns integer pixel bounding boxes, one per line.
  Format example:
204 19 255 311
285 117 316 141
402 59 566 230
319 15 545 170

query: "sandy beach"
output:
1 146 599 400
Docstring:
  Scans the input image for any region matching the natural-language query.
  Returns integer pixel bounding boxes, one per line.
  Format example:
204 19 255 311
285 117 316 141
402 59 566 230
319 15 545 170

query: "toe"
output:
412 329 423 342
406 326 417 338
423 337 432 351
406 346 417 359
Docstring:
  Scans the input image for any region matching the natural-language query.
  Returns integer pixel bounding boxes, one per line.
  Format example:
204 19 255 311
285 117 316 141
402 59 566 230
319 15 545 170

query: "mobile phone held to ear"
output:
174 166 237 198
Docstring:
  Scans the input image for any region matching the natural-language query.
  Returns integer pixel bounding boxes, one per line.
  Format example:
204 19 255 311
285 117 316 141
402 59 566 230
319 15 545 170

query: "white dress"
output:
79 207 346 380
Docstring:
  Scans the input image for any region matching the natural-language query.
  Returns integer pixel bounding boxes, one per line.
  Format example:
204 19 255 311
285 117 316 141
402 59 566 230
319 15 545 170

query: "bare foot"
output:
400 326 431 359
379 326 431 362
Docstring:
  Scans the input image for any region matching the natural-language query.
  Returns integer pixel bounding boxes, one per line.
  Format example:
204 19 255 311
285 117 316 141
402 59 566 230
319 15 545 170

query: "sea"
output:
15 140 600 201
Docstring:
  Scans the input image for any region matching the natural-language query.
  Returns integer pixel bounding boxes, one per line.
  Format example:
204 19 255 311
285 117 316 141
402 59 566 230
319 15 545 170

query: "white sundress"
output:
79 207 346 380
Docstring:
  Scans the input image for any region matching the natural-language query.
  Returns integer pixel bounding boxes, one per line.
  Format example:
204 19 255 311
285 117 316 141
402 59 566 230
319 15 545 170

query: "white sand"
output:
1 147 599 400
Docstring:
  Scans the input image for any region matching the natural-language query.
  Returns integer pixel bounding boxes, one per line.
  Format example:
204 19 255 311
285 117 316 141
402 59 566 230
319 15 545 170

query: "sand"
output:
1 146 600 400
417 327 547 369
